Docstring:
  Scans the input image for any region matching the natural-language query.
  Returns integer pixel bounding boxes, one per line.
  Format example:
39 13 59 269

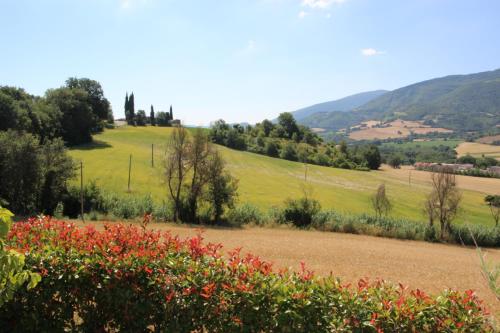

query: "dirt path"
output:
77 221 500 316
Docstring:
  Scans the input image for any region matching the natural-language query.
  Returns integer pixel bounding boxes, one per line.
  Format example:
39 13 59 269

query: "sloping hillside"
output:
299 69 500 132
290 90 387 121
68 126 498 226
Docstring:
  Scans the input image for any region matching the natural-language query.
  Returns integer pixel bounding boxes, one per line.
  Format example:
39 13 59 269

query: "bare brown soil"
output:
76 220 500 316
478 135 500 144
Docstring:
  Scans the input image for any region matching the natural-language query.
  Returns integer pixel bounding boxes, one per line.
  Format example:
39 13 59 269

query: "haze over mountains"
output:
295 69 500 133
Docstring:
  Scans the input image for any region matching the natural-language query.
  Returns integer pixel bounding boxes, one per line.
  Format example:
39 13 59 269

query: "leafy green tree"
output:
155 112 169 126
457 154 476 165
136 110 147 126
363 145 382 170
209 120 230 144
265 140 279 157
278 112 299 139
225 129 246 150
150 105 155 125
65 77 112 126
46 88 94 145
205 151 238 224
281 197 321 228
38 139 75 214
0 131 43 214
260 119 274 136
0 206 40 307
280 142 298 161
339 141 348 156
0 91 18 131
0 87 61 143
0 131 74 215
388 155 402 169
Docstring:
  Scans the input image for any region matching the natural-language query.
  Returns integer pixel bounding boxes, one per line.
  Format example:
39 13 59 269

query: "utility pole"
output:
80 161 84 223
128 154 132 192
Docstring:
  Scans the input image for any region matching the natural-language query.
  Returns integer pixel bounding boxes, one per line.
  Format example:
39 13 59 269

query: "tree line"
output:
210 112 382 170
0 78 115 215
0 78 113 145
124 92 174 127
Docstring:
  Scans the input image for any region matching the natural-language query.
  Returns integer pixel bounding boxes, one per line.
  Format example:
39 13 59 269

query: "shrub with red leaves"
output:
0 217 495 332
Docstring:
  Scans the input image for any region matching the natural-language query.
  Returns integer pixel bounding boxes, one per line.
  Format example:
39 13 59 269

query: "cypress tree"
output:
128 92 135 125
124 92 129 122
150 105 155 126
169 105 173 121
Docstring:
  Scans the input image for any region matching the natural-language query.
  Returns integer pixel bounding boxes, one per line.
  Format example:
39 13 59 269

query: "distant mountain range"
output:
290 90 387 121
297 69 500 133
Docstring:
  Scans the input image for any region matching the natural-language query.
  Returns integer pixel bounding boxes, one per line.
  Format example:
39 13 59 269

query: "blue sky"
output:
1 0 499 125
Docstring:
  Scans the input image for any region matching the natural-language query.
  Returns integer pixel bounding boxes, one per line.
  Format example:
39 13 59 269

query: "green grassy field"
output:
69 126 498 226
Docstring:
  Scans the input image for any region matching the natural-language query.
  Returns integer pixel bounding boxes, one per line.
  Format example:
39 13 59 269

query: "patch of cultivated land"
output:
76 220 500 316
349 119 452 140
69 126 500 226
456 142 500 160
478 134 500 144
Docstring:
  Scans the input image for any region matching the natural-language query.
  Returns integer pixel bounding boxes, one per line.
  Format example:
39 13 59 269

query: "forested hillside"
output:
299 69 500 133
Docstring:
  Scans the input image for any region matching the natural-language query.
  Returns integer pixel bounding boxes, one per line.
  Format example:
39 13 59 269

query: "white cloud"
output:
361 48 386 56
298 10 308 18
302 0 345 9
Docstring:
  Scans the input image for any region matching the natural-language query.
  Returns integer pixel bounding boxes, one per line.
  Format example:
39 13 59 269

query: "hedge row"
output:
1 217 494 332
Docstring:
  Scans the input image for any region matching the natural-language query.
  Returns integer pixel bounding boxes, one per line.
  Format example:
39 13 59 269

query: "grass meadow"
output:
69 126 499 226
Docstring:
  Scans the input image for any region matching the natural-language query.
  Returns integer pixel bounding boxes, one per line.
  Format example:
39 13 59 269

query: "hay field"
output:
76 220 500 316
349 119 451 140
69 126 499 226
456 142 500 160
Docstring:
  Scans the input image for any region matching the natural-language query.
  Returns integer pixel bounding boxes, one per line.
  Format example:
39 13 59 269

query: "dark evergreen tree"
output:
169 105 173 121
128 92 135 125
150 105 155 126
124 92 130 122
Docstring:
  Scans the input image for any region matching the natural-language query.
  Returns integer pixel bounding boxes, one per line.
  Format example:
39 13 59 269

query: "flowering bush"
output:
0 207 40 307
0 216 494 332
